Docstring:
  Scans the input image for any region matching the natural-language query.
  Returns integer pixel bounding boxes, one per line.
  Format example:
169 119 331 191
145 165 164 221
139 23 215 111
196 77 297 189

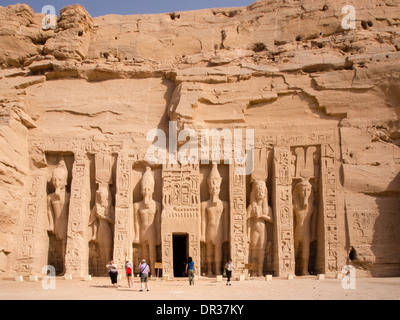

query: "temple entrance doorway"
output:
173 234 188 278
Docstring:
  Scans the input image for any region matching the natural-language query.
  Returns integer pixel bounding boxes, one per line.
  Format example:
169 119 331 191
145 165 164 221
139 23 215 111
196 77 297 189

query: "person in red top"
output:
125 260 133 288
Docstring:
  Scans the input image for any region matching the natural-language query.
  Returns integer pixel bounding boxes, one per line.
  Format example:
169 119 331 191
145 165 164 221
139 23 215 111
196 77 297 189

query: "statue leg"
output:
142 243 149 265
301 237 311 276
257 231 266 277
149 241 157 276
248 229 255 273
294 230 301 275
206 242 213 276
215 243 223 276
251 231 263 276
98 221 113 268
61 239 66 275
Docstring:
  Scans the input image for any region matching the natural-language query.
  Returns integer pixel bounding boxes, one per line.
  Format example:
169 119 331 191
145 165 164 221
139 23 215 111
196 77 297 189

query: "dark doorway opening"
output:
173 234 188 278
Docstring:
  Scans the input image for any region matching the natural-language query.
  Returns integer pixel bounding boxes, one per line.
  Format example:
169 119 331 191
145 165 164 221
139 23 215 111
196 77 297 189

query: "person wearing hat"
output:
139 259 150 292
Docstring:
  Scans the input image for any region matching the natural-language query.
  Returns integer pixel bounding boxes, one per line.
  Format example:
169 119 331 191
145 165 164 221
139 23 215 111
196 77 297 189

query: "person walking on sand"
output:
225 259 235 286
106 260 118 288
125 260 133 288
185 257 196 286
139 259 150 292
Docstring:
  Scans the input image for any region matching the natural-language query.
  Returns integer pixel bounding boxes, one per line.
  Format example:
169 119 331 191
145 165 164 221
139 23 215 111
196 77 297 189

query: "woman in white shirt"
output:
106 261 118 288
225 259 235 286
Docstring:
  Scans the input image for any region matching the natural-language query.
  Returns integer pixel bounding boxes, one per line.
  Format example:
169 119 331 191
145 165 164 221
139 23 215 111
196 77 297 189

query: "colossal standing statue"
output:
201 164 229 276
47 158 70 271
247 178 273 277
293 179 316 276
134 167 162 272
88 154 115 274
89 184 115 270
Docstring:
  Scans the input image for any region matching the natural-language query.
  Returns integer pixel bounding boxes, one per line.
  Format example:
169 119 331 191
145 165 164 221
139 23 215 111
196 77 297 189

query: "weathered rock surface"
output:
0 0 399 277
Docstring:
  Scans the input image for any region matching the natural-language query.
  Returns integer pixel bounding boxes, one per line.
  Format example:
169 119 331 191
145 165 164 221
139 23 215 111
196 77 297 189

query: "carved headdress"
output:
208 164 222 204
249 166 271 220
141 167 155 191
141 167 155 208
207 164 222 187
52 157 68 184
249 166 268 201
95 154 113 185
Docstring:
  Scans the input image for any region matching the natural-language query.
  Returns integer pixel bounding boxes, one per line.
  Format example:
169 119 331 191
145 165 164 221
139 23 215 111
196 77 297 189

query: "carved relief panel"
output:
113 152 134 271
255 129 341 277
291 146 320 276
89 154 116 276
273 147 295 277
230 161 248 274
162 164 200 277
320 143 339 274
25 138 122 277
16 174 47 275
246 148 273 277
65 152 91 277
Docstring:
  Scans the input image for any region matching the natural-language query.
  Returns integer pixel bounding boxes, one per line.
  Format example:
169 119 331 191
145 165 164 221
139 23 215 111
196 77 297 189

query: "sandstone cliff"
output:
0 0 399 277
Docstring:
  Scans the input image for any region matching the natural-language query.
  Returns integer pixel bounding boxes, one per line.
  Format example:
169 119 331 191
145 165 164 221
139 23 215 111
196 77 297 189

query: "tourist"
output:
185 257 196 285
106 260 118 288
125 260 133 288
139 259 150 292
225 259 235 286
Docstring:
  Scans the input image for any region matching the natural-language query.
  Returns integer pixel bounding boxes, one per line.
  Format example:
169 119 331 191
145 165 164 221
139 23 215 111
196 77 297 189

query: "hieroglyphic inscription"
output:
65 153 91 276
348 209 400 250
113 153 134 270
273 147 295 276
29 138 122 155
321 144 339 273
162 234 173 276
230 162 248 272
17 175 47 274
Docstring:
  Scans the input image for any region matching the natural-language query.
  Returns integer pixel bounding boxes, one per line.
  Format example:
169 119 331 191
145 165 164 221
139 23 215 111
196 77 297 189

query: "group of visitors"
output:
106 258 236 289
185 257 235 286
106 259 150 291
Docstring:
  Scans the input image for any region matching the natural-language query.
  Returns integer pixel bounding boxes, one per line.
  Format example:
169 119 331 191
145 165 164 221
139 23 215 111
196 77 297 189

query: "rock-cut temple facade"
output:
0 0 399 278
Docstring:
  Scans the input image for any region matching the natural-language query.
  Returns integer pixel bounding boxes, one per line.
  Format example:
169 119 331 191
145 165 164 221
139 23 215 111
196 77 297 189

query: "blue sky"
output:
0 0 255 17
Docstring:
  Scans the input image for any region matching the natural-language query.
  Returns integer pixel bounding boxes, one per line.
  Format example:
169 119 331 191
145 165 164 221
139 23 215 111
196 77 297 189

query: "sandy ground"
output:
0 276 399 300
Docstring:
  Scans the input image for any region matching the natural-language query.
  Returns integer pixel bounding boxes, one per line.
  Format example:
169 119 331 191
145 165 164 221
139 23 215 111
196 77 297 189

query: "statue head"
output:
52 159 68 190
253 180 267 202
294 180 313 210
249 165 269 207
96 184 111 208
141 167 155 207
207 164 222 202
